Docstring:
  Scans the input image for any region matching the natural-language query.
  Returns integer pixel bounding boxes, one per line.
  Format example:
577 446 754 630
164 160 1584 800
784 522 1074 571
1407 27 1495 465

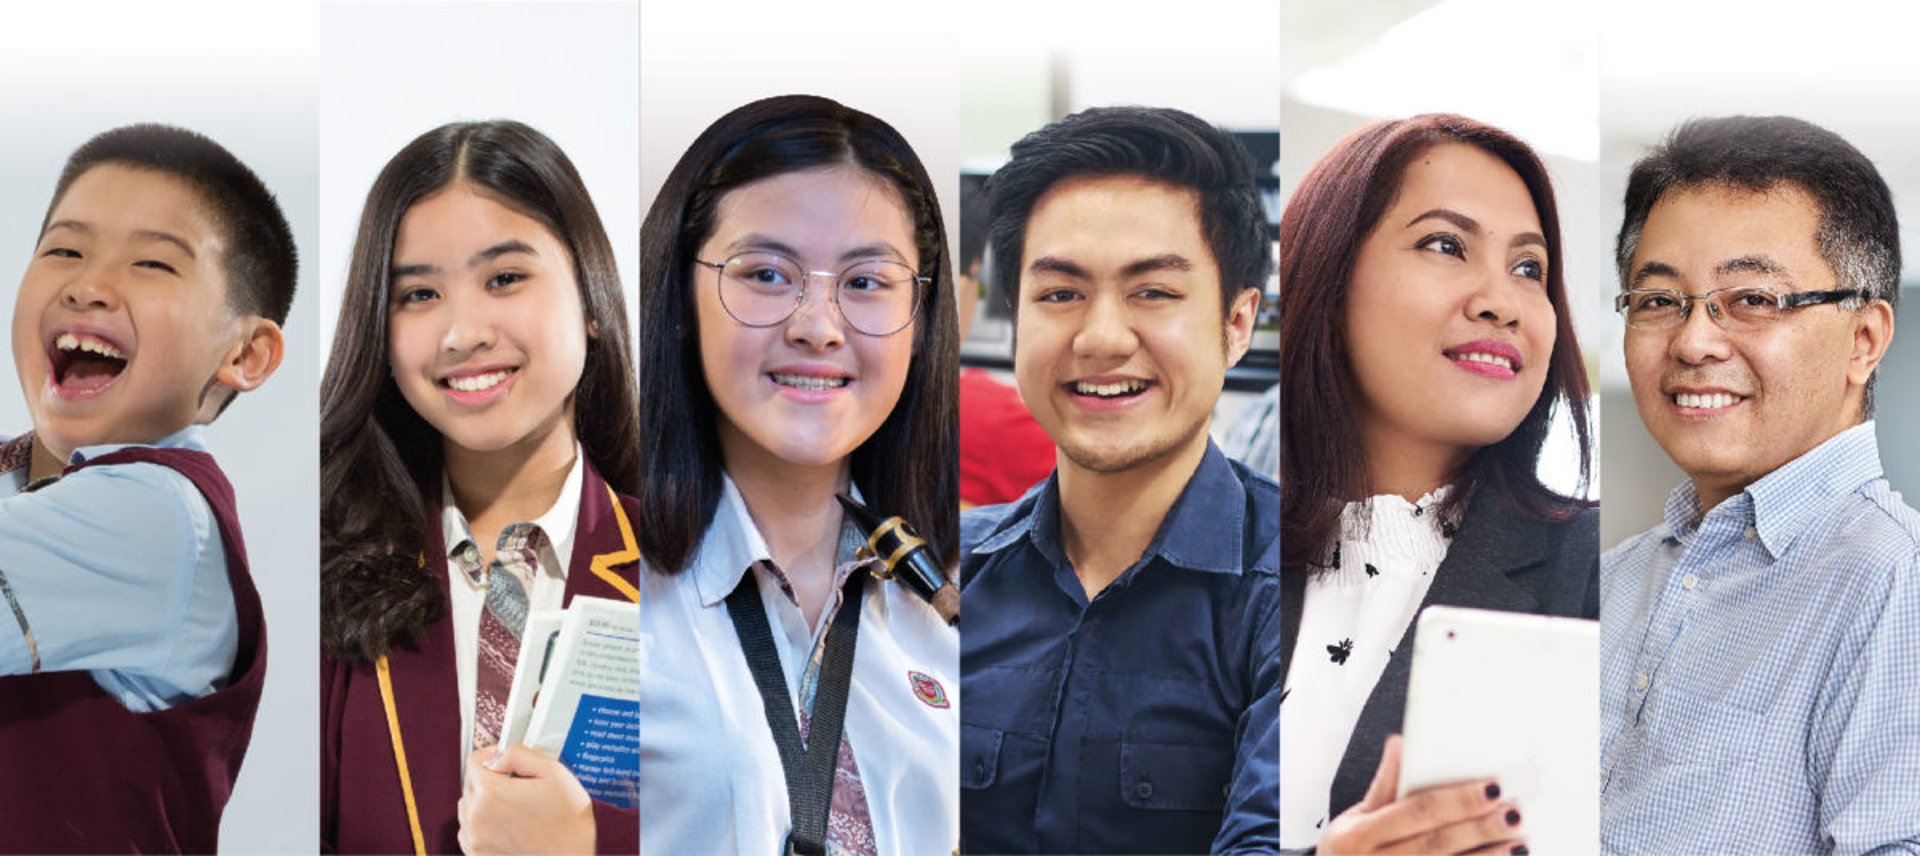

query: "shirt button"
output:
973 759 986 779
1135 781 1154 800
1682 573 1699 590
1634 673 1649 692
1744 526 1757 539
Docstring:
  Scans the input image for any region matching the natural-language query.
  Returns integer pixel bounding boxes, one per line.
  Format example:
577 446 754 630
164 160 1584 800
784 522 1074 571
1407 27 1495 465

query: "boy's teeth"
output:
1451 352 1513 370
771 373 848 391
55 332 126 360
1075 379 1147 398
447 370 511 392
1675 392 1741 409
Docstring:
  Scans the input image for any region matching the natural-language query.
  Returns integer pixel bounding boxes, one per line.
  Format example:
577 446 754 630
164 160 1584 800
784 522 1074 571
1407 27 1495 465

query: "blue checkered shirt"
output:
1600 421 1920 854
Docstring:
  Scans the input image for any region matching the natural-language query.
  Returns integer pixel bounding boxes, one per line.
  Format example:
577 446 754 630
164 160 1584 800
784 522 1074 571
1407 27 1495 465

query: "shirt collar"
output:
691 474 872 608
72 424 208 462
971 440 1249 576
1745 420 1883 556
439 442 585 584
1660 420 1883 557
3 426 206 494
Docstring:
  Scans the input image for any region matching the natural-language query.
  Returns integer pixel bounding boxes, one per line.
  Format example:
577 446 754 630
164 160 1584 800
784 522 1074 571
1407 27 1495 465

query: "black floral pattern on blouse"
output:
1327 638 1354 665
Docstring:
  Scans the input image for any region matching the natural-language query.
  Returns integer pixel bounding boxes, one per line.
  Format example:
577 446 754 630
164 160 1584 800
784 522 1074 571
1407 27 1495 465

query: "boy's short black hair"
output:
986 105 1271 317
44 123 297 326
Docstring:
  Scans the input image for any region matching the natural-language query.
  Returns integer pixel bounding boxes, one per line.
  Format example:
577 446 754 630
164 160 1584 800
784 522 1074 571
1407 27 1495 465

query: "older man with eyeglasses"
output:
1602 115 1920 854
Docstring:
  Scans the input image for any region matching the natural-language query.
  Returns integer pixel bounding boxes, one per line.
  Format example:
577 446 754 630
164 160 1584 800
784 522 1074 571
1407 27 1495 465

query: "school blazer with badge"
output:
321 460 641 855
1279 488 1597 823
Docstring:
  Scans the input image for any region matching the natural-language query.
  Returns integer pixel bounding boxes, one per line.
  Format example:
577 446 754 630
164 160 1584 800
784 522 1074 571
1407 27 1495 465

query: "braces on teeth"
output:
771 373 848 391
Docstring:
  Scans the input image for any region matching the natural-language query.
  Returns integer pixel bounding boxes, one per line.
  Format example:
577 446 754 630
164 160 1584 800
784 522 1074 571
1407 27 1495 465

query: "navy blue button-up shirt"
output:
959 442 1280 854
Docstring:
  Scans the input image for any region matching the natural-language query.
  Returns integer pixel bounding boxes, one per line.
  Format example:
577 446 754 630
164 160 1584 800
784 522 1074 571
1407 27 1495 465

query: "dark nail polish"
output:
1505 808 1522 826
1511 846 1530 856
1484 783 1501 800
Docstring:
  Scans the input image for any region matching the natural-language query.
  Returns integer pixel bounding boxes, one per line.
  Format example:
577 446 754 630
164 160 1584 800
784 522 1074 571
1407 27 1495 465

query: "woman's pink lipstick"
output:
1443 339 1523 380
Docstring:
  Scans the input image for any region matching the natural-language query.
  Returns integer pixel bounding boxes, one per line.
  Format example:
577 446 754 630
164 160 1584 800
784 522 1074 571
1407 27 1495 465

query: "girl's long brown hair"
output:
320 121 638 662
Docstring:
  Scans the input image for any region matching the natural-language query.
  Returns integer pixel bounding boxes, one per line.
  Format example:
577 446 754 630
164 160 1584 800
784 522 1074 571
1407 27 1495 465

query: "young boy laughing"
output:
0 124 294 852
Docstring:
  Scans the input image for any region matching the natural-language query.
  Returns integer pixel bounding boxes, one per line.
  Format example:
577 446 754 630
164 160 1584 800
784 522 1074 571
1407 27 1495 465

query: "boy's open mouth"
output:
49 332 130 393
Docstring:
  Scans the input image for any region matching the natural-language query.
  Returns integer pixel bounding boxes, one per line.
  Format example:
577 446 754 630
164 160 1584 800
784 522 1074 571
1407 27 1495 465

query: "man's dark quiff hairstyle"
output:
985 105 1272 318
45 123 298 327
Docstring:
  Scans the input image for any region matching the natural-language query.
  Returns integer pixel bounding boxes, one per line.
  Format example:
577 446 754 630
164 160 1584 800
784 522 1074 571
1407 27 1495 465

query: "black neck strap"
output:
725 566 867 855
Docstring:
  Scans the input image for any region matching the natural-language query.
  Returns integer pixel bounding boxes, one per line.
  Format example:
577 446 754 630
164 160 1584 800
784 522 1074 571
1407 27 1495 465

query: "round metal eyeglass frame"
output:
695 254 927 337
1613 285 1866 331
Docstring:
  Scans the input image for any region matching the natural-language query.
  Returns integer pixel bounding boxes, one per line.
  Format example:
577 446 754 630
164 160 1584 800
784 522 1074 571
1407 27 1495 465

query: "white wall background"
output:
1281 0 1600 500
639 2 961 266
0 2 319 851
318 1 641 357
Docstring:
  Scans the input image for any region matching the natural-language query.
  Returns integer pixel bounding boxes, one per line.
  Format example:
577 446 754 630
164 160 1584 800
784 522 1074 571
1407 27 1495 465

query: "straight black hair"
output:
638 94 958 574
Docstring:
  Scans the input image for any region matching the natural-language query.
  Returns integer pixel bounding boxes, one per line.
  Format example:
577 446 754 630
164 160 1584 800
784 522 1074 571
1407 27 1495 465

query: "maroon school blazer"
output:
0 446 266 853
321 459 641 854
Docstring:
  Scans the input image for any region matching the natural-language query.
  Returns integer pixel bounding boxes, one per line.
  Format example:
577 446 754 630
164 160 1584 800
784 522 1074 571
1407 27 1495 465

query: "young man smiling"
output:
1602 116 1920 854
958 106 1278 854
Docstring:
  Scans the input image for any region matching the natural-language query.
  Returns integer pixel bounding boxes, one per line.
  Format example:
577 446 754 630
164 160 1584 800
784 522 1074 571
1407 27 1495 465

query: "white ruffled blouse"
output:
1279 487 1454 849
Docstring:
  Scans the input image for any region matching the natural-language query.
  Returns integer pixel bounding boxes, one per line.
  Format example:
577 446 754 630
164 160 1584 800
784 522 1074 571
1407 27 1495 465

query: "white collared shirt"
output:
638 475 959 855
443 445 584 763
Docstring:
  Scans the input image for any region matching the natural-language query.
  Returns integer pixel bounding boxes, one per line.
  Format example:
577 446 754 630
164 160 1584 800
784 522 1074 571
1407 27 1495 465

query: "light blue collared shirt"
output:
1601 421 1920 855
0 425 238 712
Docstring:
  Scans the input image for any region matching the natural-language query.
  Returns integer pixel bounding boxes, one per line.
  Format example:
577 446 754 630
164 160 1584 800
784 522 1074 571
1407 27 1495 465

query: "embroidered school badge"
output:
909 670 949 709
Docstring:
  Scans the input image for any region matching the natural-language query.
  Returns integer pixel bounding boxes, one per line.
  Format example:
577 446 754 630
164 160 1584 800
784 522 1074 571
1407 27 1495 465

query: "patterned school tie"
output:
466 523 547 749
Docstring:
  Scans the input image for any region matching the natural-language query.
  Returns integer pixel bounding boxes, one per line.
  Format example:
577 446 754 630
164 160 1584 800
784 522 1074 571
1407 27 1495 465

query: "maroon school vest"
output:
321 460 640 855
0 446 265 853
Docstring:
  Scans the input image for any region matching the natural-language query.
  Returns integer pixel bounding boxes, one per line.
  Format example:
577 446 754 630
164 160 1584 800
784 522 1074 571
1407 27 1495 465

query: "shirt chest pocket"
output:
1643 687 1765 767
960 724 1002 789
1606 690 1770 854
1118 740 1232 811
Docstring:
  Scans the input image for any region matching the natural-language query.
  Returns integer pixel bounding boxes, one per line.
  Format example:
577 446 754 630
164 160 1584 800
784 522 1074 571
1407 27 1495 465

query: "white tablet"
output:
1397 605 1599 856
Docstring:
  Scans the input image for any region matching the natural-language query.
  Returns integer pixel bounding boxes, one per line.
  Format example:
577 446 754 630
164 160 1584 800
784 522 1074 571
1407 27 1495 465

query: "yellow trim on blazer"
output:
376 654 428 856
376 495 633 856
590 483 641 603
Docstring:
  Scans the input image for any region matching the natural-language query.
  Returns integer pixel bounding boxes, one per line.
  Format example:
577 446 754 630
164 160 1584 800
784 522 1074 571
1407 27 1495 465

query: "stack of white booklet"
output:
498 595 639 808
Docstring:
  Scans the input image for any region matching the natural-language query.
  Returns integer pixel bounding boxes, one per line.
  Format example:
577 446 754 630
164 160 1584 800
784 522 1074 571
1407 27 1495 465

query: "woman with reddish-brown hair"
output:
1278 114 1596 855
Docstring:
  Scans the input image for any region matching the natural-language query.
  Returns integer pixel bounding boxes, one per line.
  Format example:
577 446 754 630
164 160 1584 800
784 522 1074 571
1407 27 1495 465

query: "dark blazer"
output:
1280 488 1597 822
321 460 641 855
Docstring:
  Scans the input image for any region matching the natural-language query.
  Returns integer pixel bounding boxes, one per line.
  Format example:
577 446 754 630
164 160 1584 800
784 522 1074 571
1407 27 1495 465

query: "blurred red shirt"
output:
959 368 1057 507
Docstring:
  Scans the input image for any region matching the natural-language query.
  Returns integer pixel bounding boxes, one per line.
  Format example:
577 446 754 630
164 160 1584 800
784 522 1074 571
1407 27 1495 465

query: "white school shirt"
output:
638 476 959 855
443 446 583 764
1280 488 1452 848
